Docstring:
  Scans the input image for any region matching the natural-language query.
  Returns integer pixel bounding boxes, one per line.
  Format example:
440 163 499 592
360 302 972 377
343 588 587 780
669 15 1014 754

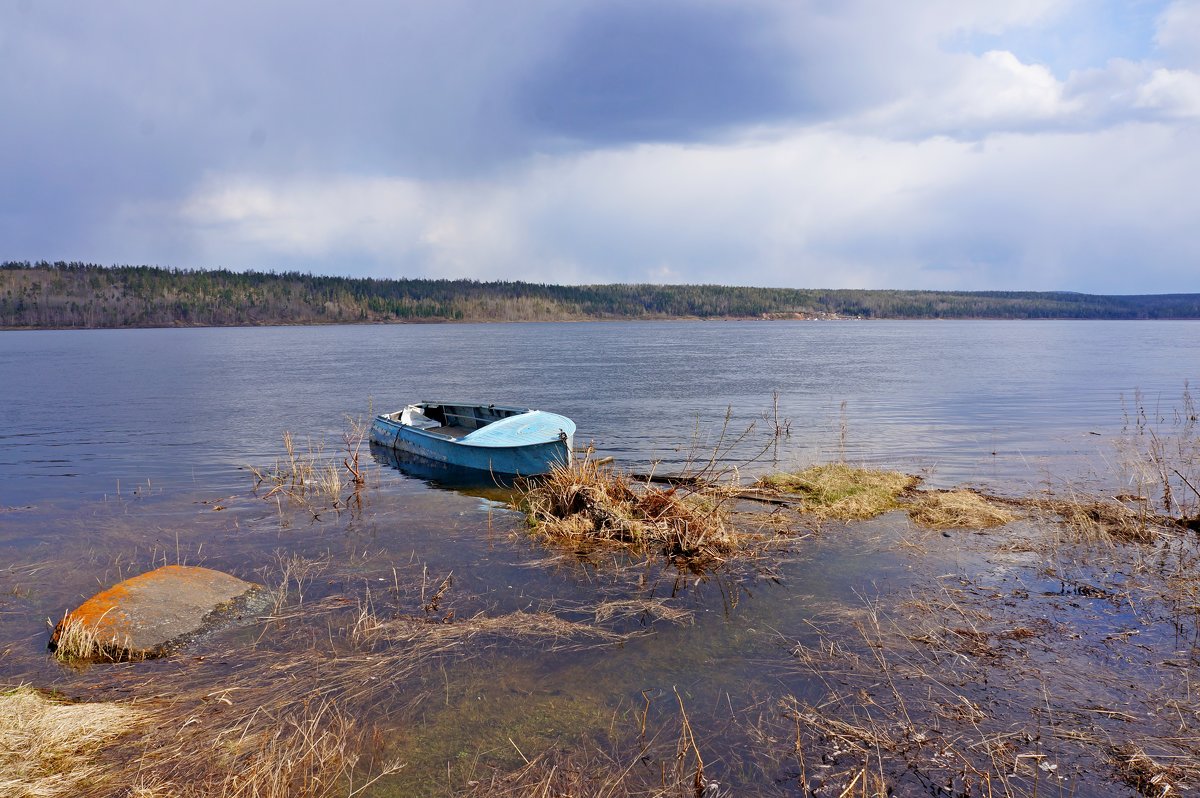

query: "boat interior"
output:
384 403 526 440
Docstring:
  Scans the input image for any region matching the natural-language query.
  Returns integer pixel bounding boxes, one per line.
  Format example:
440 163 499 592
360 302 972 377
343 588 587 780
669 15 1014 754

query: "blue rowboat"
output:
369 402 575 476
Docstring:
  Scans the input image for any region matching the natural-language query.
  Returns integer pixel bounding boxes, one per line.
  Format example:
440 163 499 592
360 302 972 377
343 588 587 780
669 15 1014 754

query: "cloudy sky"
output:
3 1 1198 292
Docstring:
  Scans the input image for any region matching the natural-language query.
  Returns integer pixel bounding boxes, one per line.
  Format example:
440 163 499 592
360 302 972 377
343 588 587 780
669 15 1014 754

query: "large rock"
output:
50 565 260 661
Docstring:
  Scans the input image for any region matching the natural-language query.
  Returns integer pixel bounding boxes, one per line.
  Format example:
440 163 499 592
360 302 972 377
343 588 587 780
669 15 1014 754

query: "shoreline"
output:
8 314 1200 332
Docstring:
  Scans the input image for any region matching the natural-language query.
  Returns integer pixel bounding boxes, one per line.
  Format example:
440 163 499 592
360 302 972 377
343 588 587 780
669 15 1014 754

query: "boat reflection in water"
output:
369 442 522 500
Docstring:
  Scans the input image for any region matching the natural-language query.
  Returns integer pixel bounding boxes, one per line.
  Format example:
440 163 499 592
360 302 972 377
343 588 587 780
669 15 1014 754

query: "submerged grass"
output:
7 558 657 798
766 516 1200 798
781 616 1090 795
19 395 1200 796
756 463 918 520
129 697 402 798
452 689 718 798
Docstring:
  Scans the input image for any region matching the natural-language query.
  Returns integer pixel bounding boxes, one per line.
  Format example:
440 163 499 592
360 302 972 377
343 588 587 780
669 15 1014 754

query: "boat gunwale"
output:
372 403 575 449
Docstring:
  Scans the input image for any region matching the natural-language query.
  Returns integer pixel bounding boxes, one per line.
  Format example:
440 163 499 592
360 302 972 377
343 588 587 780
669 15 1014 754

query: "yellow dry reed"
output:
906 489 1014 529
50 610 138 663
515 456 743 562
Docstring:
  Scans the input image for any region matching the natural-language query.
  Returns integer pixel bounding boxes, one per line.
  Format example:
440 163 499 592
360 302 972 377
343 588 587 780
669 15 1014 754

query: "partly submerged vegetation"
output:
755 463 919 520
905 488 1015 529
4 559 655 798
7 390 1200 796
247 418 369 520
49 611 137 664
5 260 1200 328
514 457 1000 567
514 455 748 564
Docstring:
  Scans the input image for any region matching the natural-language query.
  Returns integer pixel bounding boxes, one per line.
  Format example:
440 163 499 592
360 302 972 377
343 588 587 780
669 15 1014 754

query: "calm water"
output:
1 320 1197 795
1 320 1196 504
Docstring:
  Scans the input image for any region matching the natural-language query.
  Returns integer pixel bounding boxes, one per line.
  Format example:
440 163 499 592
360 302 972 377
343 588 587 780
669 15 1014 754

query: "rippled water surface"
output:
3 320 1196 502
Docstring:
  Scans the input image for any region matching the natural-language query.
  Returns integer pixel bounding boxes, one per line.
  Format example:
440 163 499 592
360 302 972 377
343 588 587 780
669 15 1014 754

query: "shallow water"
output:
1 320 1197 794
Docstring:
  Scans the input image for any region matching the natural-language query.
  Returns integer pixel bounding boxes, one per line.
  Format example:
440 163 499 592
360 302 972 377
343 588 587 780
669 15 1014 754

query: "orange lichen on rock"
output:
50 564 258 661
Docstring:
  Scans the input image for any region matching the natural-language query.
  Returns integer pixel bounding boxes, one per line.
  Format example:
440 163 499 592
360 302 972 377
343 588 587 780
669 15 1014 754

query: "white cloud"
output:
852 50 1078 137
1135 67 1200 117
180 176 428 258
1156 0 1200 68
158 117 1199 292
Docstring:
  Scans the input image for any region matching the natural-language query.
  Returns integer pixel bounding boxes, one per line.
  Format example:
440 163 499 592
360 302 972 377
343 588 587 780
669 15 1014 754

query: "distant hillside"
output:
3 261 1199 328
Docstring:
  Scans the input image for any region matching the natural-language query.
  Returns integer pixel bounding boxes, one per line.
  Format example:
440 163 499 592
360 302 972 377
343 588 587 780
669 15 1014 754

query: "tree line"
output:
2 261 1198 329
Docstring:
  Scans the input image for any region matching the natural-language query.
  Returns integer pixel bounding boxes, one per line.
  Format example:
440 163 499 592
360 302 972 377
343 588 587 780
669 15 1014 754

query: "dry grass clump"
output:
49 611 138 663
0 686 148 798
756 463 918 520
1055 498 1156 544
1015 496 1159 545
516 457 742 563
906 489 1014 529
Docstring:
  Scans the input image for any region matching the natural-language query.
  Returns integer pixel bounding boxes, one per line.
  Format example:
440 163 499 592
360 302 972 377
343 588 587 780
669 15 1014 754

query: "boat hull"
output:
369 405 574 477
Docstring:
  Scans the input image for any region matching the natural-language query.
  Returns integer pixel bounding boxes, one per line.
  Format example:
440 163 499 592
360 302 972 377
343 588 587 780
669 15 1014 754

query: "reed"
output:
1117 384 1200 527
248 415 371 514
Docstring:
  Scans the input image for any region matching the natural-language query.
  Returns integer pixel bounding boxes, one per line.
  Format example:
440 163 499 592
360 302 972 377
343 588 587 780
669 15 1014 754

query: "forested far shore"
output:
3 261 1199 328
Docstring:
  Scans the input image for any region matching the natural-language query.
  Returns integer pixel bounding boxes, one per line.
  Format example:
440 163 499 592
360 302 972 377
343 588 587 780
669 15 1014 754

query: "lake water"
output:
1 320 1197 794
2 320 1196 504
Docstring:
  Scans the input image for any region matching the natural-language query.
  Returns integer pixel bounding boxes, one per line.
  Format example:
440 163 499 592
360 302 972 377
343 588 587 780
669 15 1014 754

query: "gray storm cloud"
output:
2 0 1198 292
